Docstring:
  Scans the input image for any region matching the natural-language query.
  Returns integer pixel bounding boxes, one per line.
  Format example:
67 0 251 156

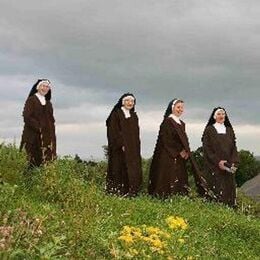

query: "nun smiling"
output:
202 107 239 207
20 79 56 167
106 93 142 197
148 99 190 198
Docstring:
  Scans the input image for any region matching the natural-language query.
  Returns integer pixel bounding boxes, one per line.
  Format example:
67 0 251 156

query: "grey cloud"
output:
0 0 260 156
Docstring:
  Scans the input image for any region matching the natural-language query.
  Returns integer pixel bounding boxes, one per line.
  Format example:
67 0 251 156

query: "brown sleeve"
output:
23 97 40 132
48 102 57 155
179 121 191 153
134 113 141 146
230 127 240 165
107 111 124 149
48 102 55 123
160 119 183 159
202 126 221 165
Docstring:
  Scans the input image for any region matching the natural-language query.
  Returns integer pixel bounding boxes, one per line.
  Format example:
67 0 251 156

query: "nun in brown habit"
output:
106 93 142 196
20 79 56 167
148 99 191 198
202 107 239 207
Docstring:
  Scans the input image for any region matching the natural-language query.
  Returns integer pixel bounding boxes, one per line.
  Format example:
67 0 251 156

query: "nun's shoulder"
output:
203 125 215 135
110 108 123 120
106 109 119 127
46 99 53 105
226 125 234 131
206 124 214 130
161 117 173 129
110 108 119 114
25 94 37 104
163 117 172 124
131 110 138 118
46 100 54 109
226 126 236 135
180 119 185 126
109 108 117 117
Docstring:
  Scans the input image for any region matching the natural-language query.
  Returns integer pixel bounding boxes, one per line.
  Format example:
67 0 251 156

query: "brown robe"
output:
148 117 190 198
20 95 56 167
106 108 142 196
202 125 239 207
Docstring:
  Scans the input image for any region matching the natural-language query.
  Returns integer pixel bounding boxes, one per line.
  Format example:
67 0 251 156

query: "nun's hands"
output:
231 163 238 173
122 146 125 152
180 150 189 160
218 160 227 170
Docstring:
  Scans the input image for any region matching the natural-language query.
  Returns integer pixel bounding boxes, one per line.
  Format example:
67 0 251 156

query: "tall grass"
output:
0 143 259 259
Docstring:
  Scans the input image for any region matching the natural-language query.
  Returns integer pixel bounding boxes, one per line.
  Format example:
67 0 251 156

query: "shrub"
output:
0 143 27 185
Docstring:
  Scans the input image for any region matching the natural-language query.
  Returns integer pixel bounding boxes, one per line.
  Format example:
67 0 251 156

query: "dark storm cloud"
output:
0 0 259 156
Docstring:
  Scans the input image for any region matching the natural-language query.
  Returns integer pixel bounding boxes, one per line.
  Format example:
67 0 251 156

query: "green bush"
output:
236 150 260 187
0 143 27 185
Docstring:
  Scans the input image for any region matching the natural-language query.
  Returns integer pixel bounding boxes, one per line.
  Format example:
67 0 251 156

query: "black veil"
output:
163 98 183 119
106 93 136 126
205 107 232 128
28 79 52 101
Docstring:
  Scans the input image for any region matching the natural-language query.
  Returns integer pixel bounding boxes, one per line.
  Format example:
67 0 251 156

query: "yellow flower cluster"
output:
117 216 189 258
118 226 142 245
166 216 188 230
118 225 168 252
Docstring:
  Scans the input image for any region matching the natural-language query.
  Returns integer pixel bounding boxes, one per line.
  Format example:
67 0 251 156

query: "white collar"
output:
213 122 226 134
169 114 181 125
121 106 131 118
35 92 46 105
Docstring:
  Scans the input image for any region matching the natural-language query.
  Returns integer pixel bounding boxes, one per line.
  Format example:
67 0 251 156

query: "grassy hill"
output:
0 143 260 259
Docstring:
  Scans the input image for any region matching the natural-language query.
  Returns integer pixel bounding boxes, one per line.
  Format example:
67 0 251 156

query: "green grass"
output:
0 143 260 259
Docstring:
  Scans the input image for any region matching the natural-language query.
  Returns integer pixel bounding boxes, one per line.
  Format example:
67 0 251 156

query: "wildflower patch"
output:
112 216 190 258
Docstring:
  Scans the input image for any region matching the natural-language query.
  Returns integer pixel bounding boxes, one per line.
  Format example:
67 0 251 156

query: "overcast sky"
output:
0 0 259 159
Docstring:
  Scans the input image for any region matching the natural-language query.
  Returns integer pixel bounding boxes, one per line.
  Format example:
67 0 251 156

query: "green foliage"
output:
0 144 260 259
236 150 260 187
236 190 260 217
141 158 152 193
0 143 27 185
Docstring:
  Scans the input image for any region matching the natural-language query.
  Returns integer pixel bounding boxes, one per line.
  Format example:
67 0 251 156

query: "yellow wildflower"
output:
118 235 134 244
142 236 152 242
130 227 142 238
146 226 162 235
121 225 132 234
166 216 188 230
149 234 160 240
151 239 164 249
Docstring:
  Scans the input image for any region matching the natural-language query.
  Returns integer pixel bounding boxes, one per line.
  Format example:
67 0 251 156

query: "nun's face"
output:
38 83 50 96
122 97 135 110
215 110 226 124
172 102 184 117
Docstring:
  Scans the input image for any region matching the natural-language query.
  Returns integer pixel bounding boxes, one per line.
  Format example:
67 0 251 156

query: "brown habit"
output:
106 109 142 196
202 125 239 206
21 95 56 166
148 117 190 198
